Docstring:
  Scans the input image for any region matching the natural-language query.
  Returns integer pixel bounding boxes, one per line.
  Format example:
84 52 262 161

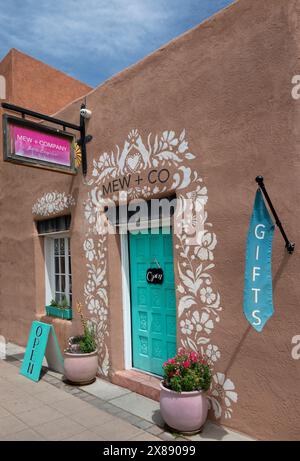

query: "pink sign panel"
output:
11 124 72 166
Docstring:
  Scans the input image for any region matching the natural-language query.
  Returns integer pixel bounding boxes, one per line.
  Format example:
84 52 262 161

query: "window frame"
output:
44 233 72 307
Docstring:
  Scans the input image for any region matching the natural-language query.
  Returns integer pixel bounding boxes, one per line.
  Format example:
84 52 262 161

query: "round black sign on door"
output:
146 267 164 284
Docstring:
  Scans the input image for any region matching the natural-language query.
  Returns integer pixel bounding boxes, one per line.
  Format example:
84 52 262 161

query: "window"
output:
37 215 71 235
45 235 72 306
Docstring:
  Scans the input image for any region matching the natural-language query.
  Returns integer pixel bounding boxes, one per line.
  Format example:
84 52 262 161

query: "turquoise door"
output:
129 228 177 376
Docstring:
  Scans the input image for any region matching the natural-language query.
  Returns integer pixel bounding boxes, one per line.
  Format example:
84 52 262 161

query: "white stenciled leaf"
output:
196 337 210 345
208 397 222 419
185 153 196 160
179 129 185 142
97 287 108 306
186 337 197 352
171 166 192 190
178 295 196 317
99 345 109 376
196 264 203 279
153 135 159 154
178 264 194 291
97 167 117 182
205 263 215 272
181 338 189 350
155 151 182 162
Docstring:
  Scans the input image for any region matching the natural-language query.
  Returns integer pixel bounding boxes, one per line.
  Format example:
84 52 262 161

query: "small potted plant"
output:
63 302 98 385
46 297 72 320
160 349 212 434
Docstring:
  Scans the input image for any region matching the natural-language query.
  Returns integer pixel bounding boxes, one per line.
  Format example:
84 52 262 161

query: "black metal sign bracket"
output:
1 101 92 176
255 176 295 254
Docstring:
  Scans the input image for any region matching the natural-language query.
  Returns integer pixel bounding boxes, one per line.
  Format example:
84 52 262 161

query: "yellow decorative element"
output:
74 142 82 168
76 301 87 331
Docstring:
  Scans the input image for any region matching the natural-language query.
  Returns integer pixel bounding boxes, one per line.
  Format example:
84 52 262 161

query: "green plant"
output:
79 326 97 354
162 349 212 393
49 297 70 309
66 302 97 354
58 296 69 309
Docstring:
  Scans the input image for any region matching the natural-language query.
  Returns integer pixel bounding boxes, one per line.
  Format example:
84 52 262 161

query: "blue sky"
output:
0 0 234 87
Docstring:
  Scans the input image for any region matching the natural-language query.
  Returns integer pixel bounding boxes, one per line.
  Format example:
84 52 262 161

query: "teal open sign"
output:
20 321 64 382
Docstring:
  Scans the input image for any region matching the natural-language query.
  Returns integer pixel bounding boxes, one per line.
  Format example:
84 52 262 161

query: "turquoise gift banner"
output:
20 321 64 382
243 189 275 332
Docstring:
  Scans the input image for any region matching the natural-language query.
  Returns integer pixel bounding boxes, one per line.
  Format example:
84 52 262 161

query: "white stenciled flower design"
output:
194 231 217 261
32 191 75 216
180 319 194 335
200 287 216 305
84 279 96 296
82 128 238 418
88 298 100 315
206 344 221 363
83 239 96 262
211 373 238 419
161 130 179 149
191 311 214 335
186 185 208 212
84 201 96 225
99 306 108 322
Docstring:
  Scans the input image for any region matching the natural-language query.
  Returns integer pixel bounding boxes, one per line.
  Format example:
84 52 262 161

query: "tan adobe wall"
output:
0 49 92 349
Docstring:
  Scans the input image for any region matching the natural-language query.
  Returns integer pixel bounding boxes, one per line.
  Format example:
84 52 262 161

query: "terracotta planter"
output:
160 382 208 433
63 349 98 385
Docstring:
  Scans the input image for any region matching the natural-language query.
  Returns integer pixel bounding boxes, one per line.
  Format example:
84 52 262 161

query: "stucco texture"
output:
0 49 92 348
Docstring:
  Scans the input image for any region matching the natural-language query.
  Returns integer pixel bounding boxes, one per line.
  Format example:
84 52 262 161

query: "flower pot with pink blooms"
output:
160 349 212 434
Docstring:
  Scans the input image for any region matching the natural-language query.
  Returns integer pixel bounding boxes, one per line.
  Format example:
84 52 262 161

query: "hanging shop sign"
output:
3 114 76 174
20 321 64 382
243 189 275 332
146 267 164 284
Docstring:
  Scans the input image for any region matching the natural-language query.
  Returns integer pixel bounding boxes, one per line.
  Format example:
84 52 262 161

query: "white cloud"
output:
0 0 175 59
0 0 234 85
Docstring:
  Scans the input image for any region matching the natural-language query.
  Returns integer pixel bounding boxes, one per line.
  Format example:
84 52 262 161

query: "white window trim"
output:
44 233 71 306
120 233 132 370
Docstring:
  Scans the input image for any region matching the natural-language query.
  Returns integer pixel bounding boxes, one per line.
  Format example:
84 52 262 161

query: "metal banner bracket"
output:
255 176 295 254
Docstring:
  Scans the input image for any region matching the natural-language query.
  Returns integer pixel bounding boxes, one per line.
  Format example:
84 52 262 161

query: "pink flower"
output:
190 352 198 362
183 360 190 368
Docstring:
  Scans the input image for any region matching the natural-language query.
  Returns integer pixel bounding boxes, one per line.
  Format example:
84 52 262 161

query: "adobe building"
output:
0 49 92 344
1 0 300 441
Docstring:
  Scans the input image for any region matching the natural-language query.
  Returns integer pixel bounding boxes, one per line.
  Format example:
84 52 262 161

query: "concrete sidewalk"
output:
0 343 253 441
